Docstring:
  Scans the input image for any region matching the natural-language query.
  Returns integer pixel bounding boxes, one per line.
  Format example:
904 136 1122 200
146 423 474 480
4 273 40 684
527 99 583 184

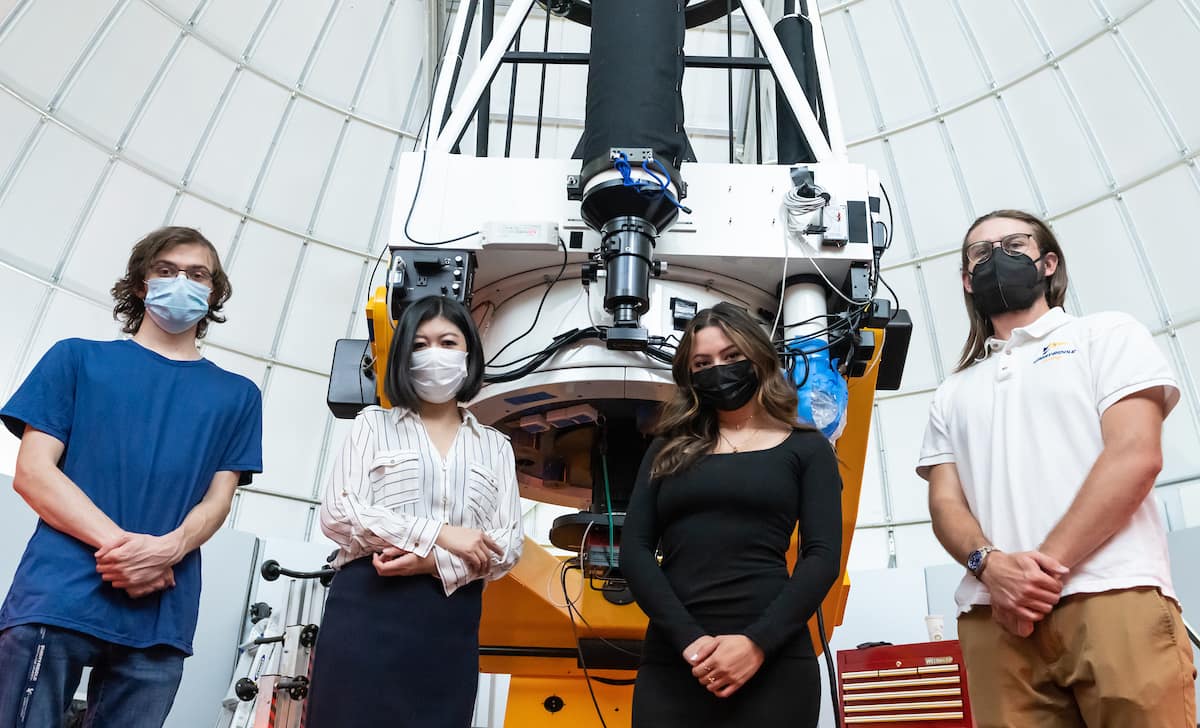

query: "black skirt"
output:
304 558 484 728
631 653 821 728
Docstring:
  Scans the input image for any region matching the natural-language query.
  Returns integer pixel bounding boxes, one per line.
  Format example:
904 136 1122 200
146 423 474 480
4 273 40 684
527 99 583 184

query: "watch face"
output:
967 550 982 572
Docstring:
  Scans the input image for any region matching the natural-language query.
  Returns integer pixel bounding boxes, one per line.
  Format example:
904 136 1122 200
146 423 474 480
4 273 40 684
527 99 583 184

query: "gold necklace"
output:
719 416 757 453
730 413 756 430
718 430 742 453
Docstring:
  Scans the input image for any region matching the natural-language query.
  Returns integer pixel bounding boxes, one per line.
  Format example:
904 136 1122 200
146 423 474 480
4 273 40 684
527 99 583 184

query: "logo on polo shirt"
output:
1034 340 1078 364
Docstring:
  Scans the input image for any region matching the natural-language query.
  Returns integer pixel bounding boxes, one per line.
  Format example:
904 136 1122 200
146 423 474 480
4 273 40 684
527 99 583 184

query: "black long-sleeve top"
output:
622 430 843 662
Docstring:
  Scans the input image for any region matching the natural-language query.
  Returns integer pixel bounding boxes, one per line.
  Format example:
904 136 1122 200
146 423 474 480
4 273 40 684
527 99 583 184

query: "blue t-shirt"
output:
0 338 263 655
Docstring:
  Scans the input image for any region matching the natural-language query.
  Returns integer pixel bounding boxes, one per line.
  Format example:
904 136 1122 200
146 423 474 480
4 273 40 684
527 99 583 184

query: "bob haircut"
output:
384 296 484 411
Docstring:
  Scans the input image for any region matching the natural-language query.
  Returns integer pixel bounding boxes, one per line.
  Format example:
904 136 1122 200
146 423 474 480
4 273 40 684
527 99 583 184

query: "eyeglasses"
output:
964 233 1037 268
149 261 213 286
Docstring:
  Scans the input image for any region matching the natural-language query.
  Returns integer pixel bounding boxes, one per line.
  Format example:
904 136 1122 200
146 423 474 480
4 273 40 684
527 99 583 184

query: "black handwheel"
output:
299 624 319 648
260 560 282 581
248 602 272 623
234 677 258 702
287 676 309 701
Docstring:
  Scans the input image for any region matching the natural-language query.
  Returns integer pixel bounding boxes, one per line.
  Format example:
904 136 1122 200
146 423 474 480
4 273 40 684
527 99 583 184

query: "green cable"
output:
601 452 617 570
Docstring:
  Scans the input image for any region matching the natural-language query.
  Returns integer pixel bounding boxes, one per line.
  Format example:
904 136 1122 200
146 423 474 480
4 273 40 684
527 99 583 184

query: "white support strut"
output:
432 0 539 153
739 0 834 162
803 3 848 159
427 0 477 146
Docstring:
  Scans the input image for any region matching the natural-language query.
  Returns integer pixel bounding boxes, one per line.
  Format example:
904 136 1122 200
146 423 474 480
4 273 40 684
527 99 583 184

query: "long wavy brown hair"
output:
956 209 1069 371
651 302 807 479
111 226 231 339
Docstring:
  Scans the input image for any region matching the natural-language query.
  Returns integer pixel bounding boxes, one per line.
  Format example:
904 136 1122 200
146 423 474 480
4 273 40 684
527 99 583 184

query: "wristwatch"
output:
966 546 997 577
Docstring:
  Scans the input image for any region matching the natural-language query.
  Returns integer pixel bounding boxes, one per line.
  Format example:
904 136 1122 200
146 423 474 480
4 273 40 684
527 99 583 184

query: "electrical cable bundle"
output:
783 182 830 237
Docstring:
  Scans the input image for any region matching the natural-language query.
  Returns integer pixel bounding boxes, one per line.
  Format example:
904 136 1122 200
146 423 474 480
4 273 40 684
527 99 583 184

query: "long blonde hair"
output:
956 210 1069 371
651 302 807 478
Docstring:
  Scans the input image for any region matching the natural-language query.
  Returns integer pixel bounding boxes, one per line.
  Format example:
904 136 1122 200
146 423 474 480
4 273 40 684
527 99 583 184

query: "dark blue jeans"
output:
0 624 184 728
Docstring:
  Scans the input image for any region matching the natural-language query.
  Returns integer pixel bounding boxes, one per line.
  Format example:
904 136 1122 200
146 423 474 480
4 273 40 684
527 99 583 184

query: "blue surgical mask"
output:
144 274 211 334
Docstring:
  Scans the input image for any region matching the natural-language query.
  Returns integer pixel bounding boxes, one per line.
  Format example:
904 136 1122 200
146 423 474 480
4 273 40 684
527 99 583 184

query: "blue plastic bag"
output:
787 337 849 442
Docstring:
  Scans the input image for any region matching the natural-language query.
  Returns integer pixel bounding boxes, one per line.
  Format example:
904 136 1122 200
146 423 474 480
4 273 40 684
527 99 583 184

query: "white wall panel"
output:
0 125 108 276
855 419 886 524
820 9 878 142
149 0 199 23
892 523 952 569
234 490 313 541
275 244 364 372
123 38 234 182
203 222 302 357
1121 165 1200 325
168 194 241 258
1180 480 1200 528
846 527 889 572
919 252 971 376
1050 199 1161 327
845 0 928 126
258 366 330 498
304 0 389 109
873 265 938 391
944 100 1038 218
252 100 344 231
1121 0 1200 152
354 0 424 129
0 268 46 398
1001 69 1109 213
1060 34 1178 185
873 391 934 523
0 0 111 106
0 91 38 178
56 2 177 147
188 71 289 208
1103 0 1155 17
60 162 177 300
957 0 1045 84
1024 0 1105 52
252 0 334 86
1159 370 1200 482
193 0 272 59
887 123 969 254
313 121 396 248
902 0 987 109
19 290 121 385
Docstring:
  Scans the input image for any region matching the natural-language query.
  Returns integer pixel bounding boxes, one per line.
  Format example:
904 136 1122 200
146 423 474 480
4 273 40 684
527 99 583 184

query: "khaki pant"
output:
958 587 1196 728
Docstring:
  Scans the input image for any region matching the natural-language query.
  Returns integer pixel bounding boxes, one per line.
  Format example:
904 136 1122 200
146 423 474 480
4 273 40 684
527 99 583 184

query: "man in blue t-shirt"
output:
0 226 263 728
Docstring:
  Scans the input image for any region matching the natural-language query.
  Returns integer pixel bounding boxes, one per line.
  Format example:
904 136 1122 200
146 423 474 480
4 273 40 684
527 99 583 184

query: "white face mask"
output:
410 348 469 404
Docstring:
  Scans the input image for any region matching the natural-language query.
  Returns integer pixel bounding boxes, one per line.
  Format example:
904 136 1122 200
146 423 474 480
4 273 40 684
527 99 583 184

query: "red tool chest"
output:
836 641 974 726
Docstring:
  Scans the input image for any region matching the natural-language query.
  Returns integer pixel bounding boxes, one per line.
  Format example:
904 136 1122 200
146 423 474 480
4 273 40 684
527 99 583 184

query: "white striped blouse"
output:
319 405 523 595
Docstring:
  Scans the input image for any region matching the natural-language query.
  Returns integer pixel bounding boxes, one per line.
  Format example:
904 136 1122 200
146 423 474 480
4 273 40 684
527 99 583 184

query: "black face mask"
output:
970 252 1047 317
691 359 758 411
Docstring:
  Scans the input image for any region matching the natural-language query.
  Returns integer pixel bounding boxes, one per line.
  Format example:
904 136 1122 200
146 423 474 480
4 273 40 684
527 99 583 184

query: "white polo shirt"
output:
917 307 1180 615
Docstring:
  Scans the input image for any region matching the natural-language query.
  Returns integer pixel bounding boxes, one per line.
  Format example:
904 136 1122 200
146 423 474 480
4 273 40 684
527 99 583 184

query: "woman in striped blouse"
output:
305 296 524 728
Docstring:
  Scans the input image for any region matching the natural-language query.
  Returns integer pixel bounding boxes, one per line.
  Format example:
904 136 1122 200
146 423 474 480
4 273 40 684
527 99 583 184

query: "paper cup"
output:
925 614 945 641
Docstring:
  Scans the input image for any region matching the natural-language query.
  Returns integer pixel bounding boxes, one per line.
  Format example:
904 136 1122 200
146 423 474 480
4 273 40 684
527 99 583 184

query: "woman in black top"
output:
621 302 843 728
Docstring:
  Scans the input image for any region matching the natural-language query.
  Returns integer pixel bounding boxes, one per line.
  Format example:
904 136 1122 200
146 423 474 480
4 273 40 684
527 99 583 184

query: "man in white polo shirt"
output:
917 209 1195 727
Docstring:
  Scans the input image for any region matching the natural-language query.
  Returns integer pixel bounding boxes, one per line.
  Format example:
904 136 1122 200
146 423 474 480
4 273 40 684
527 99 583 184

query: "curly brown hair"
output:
650 302 808 478
111 226 230 339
